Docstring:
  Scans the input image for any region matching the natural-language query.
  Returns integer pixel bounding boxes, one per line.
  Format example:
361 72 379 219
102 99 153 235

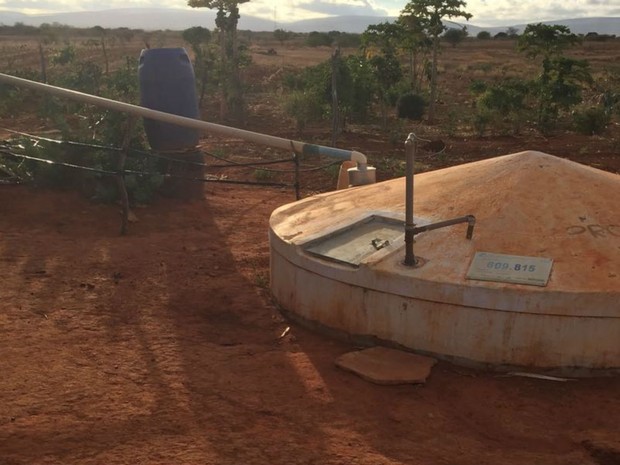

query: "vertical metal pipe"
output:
293 152 301 200
404 133 416 266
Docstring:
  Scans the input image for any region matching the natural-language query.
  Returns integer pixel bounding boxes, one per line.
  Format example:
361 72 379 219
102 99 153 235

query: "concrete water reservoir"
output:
269 151 620 374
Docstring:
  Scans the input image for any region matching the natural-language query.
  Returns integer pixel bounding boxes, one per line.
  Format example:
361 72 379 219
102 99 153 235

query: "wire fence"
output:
0 126 342 234
0 127 341 181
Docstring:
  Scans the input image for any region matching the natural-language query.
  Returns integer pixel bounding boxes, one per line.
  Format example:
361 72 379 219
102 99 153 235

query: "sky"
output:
1 0 619 27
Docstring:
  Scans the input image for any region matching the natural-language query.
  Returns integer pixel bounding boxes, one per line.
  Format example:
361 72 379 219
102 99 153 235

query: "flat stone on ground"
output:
335 346 437 385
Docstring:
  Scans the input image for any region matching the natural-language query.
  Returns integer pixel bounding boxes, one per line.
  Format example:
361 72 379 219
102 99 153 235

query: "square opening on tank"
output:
303 215 404 267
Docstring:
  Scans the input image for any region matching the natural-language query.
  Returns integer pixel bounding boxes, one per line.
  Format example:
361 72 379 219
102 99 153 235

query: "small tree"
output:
400 0 472 122
273 28 293 45
506 27 520 38
518 23 590 133
187 0 249 123
397 93 426 120
361 22 407 128
397 16 432 92
443 27 467 47
92 26 109 75
476 30 491 40
472 79 529 134
362 22 403 53
182 26 212 106
518 23 580 60
306 31 332 47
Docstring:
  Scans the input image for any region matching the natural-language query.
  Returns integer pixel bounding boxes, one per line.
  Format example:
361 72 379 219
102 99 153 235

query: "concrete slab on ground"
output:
335 347 437 385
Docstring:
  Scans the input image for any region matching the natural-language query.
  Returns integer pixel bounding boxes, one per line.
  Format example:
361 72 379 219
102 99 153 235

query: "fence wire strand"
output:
1 127 344 174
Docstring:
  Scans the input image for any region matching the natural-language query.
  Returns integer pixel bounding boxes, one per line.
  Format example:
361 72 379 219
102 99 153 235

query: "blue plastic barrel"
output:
139 48 200 152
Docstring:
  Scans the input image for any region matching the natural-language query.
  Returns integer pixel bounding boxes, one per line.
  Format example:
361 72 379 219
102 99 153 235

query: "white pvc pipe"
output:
0 72 367 166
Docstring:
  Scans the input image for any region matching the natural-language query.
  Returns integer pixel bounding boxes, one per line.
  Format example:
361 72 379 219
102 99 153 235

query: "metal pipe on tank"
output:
404 133 417 266
0 73 370 172
403 133 476 267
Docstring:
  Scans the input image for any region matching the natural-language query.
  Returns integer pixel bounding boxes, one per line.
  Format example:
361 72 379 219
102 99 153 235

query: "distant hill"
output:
285 15 395 34
509 18 620 36
0 8 619 35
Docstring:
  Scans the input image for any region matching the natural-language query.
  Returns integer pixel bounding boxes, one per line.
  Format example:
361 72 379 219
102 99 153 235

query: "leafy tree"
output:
476 30 491 40
573 107 610 135
284 90 324 135
397 93 426 120
361 22 411 127
471 79 529 134
327 31 361 47
506 27 520 38
306 31 333 47
187 0 250 123
400 0 472 122
282 55 376 130
182 26 213 105
518 24 589 132
183 25 211 51
362 22 403 53
397 16 432 92
344 55 376 122
443 26 468 47
369 51 403 128
51 44 76 66
92 26 109 75
273 28 293 44
115 27 135 47
518 23 580 59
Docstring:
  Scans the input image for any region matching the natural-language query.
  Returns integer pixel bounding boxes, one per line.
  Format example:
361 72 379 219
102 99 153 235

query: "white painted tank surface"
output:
269 151 620 374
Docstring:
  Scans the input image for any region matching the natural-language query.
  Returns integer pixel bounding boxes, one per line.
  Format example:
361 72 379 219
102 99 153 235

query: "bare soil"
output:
1 35 620 465
1 177 620 465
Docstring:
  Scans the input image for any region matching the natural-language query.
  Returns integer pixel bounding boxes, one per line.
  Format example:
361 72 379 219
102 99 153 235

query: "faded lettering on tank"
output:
567 224 619 239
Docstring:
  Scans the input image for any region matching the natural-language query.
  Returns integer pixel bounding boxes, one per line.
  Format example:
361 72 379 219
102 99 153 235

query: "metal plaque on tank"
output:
467 252 553 286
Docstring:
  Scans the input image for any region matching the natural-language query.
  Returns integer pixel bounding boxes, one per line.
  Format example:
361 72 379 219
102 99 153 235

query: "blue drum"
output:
139 48 200 152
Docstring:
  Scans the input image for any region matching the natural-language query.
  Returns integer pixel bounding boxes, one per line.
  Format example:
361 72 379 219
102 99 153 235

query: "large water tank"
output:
139 48 200 152
270 152 620 375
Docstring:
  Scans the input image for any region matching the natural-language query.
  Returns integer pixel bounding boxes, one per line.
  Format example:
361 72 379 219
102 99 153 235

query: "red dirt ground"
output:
1 180 620 465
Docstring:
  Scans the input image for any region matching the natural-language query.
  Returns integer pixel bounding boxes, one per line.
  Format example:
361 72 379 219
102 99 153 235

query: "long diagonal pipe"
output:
0 72 368 167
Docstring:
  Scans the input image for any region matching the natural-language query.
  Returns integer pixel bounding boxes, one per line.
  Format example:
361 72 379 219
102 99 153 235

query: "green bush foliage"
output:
397 93 426 120
474 79 529 134
284 90 324 134
1 57 167 205
516 24 592 134
443 27 468 47
572 107 611 135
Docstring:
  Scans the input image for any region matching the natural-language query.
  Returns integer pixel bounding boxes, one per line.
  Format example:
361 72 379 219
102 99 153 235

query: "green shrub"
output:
254 168 273 181
572 107 611 135
472 79 529 134
397 93 426 120
473 108 492 137
284 90 325 134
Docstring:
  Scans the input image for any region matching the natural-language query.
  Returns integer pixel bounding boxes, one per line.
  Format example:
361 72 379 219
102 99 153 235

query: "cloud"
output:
297 0 389 16
1 0 618 25
0 0 173 14
463 0 620 26
255 0 389 18
241 0 390 22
